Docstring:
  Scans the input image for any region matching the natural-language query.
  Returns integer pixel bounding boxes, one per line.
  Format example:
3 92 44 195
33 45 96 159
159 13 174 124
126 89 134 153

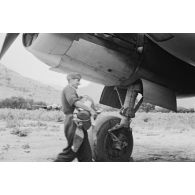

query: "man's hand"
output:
90 109 98 119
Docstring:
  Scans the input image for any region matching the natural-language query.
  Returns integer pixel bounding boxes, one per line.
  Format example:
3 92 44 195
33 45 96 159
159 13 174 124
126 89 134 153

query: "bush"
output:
6 111 22 128
154 107 171 113
138 103 155 113
0 108 64 122
177 107 195 113
0 97 47 110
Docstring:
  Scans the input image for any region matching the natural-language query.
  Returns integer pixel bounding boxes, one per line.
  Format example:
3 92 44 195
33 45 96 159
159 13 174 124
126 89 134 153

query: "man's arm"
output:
64 86 96 116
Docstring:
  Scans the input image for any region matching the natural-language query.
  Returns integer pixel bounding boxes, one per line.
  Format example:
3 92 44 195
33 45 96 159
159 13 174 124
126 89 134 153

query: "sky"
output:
0 33 195 108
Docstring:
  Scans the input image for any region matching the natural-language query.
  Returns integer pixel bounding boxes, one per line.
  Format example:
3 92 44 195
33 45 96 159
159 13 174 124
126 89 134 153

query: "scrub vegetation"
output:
0 107 195 161
0 108 64 122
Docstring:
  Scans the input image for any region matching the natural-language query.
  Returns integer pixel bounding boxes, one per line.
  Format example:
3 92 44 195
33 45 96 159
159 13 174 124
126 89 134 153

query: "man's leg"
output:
54 114 77 162
54 146 76 162
77 130 92 162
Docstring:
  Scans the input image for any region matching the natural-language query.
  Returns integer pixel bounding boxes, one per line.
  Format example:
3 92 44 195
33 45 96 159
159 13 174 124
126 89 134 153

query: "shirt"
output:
61 85 80 115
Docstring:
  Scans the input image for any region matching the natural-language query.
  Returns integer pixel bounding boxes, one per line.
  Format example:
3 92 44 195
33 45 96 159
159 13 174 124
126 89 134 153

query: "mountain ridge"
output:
0 64 61 104
0 64 104 105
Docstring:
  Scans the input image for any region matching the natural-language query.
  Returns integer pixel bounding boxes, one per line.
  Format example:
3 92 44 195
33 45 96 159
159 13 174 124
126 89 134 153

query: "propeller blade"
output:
0 33 19 60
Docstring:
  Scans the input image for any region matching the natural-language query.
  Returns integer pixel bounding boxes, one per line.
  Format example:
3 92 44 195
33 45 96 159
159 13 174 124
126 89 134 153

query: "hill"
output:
0 64 61 104
0 64 104 105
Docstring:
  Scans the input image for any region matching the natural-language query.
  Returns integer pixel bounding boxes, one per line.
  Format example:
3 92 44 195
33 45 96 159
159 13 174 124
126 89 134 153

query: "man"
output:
54 73 97 162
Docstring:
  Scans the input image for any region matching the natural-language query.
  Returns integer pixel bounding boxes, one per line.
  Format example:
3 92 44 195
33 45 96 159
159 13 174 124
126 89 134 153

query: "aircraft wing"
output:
1 33 195 111
147 33 195 67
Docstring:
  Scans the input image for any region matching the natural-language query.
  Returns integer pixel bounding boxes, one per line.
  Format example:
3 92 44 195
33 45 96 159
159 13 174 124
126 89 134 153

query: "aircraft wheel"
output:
93 115 133 162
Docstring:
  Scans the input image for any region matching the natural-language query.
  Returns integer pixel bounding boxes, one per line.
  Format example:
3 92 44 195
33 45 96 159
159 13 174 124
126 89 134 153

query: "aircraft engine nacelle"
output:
22 33 78 55
22 33 142 86
22 33 77 68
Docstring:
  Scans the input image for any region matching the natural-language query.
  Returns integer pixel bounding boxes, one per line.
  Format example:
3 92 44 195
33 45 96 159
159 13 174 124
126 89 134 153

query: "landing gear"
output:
93 115 133 162
92 81 143 162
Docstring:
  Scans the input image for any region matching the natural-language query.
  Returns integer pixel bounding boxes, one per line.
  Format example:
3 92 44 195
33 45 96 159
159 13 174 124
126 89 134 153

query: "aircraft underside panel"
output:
100 79 177 111
100 86 127 109
141 79 177 111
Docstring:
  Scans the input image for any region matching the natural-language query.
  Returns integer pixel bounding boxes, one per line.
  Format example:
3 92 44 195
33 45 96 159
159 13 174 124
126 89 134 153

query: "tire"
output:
93 115 133 162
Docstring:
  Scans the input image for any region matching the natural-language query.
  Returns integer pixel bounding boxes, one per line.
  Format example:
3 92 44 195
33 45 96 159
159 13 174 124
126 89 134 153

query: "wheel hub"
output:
109 132 128 150
105 130 129 160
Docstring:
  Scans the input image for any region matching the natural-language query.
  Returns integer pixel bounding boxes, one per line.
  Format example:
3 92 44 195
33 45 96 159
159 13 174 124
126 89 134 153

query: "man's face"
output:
69 78 80 89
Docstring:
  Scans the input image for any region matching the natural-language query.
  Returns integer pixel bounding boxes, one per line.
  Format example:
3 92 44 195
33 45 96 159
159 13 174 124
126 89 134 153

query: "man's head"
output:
67 72 82 89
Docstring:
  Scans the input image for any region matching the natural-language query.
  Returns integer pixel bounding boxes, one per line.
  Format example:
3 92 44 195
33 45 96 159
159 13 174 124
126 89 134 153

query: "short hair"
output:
67 72 82 82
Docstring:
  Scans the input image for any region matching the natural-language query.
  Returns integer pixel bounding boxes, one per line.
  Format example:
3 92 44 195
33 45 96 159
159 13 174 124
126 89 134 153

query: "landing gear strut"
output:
92 82 143 162
119 82 143 127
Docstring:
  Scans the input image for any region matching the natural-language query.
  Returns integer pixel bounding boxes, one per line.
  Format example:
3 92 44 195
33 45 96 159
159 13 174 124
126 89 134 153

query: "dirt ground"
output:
0 112 195 162
132 130 195 162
